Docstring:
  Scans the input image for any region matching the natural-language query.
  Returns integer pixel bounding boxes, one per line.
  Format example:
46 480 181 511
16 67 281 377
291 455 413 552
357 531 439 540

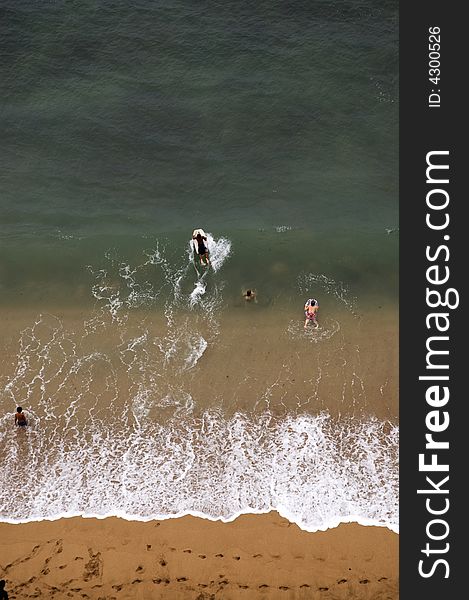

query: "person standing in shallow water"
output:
15 406 27 427
304 298 319 329
0 579 9 599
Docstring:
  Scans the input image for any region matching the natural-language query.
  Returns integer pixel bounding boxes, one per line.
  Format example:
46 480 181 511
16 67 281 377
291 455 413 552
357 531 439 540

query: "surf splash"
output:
299 273 358 316
0 411 398 532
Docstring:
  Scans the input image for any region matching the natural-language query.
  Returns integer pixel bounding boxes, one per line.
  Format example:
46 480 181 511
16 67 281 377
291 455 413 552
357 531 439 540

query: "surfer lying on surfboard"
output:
192 229 210 266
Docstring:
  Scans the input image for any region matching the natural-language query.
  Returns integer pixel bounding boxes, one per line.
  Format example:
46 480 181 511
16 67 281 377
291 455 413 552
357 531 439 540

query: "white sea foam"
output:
204 233 231 273
287 317 341 343
184 335 208 370
189 279 206 306
0 411 398 532
299 273 358 315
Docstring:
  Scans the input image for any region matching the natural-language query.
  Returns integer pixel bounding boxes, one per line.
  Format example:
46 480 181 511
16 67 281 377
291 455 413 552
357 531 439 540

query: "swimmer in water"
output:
243 289 257 302
15 406 28 427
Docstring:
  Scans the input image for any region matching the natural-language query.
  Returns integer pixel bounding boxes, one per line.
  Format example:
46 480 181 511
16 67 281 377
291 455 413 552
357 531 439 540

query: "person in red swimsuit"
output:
304 298 319 329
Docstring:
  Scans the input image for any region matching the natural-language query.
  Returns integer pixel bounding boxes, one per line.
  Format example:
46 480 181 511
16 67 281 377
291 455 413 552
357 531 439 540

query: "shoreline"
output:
0 510 399 535
0 511 398 599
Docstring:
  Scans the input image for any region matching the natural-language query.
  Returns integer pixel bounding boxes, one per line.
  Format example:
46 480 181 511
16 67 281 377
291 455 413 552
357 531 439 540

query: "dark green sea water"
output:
1 0 397 304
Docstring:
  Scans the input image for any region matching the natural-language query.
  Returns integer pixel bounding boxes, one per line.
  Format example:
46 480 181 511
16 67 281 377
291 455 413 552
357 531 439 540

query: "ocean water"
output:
0 0 398 531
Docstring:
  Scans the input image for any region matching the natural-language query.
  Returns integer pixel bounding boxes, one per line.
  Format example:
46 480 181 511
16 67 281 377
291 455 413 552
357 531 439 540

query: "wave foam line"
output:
0 412 398 532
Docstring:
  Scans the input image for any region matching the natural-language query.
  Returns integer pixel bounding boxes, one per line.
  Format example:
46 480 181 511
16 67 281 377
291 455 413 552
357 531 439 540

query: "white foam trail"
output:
189 280 206 306
0 411 398 533
205 233 231 273
299 273 358 315
185 233 230 314
187 232 231 273
159 390 195 415
184 336 208 370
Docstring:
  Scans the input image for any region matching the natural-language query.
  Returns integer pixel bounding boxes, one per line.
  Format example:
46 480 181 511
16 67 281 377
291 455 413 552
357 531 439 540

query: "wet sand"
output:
0 512 398 599
1 305 399 598
0 303 398 421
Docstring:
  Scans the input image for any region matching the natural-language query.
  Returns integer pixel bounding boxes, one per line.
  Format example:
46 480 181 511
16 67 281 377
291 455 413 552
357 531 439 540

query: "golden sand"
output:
0 512 398 599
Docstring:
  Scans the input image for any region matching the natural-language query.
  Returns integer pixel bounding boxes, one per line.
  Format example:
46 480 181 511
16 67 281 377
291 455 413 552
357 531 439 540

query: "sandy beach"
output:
0 512 398 599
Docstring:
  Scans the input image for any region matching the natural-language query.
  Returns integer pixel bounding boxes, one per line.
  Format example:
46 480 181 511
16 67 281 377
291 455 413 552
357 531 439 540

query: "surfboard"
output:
191 228 206 255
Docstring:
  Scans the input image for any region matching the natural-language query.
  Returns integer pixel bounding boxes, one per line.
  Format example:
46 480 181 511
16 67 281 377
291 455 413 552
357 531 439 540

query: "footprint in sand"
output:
300 584 310 588
59 565 67 570
233 556 241 561
318 587 329 591
5 544 43 572
74 556 83 561
147 545 152 551
41 568 50 575
219 580 229 586
378 577 388 582
136 565 144 572
360 579 370 584
132 578 142 584
112 584 123 591
183 549 192 554
239 584 249 589
279 585 290 590
259 584 269 589
215 553 224 558
83 549 102 581
177 577 188 582
337 579 347 584
198 583 208 588
159 559 167 566
198 554 207 559
253 554 262 558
